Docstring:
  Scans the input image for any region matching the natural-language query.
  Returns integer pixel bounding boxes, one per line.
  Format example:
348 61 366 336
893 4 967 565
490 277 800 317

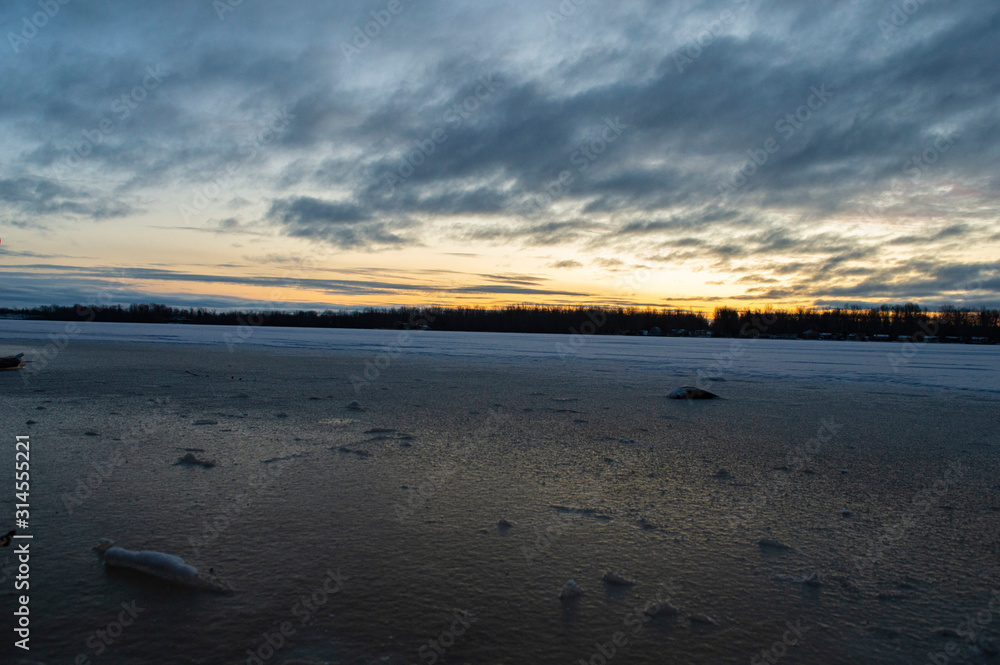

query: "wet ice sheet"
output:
0 341 998 664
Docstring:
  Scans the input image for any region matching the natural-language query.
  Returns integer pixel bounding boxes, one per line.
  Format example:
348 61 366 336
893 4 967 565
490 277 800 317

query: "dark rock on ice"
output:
644 601 678 617
175 453 216 468
667 386 718 400
602 571 636 586
560 579 583 600
758 538 793 551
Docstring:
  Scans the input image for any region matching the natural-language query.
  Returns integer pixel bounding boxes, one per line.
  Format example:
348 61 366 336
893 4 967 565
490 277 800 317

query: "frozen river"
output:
2 319 997 393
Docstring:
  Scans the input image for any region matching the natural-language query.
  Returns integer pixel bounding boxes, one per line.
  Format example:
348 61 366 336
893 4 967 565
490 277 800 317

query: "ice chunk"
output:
105 546 199 581
602 571 636 586
559 579 583 600
667 386 718 400
644 601 679 617
95 539 231 592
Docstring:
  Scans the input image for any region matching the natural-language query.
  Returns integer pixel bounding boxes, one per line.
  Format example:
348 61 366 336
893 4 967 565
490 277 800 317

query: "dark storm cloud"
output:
1 0 998 305
266 196 415 250
0 177 133 219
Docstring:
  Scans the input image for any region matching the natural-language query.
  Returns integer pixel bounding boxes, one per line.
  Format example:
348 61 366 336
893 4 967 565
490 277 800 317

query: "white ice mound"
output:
105 547 199 581
95 539 231 592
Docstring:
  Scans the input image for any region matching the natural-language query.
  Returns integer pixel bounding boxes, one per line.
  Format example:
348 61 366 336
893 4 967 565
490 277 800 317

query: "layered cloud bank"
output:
1 0 998 309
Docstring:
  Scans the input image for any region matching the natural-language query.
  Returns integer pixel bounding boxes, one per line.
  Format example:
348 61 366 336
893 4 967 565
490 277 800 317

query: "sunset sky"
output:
1 0 998 312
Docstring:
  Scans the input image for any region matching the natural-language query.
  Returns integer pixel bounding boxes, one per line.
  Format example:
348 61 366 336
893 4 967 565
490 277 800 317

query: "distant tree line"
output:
0 303 707 335
1 302 997 341
710 303 999 341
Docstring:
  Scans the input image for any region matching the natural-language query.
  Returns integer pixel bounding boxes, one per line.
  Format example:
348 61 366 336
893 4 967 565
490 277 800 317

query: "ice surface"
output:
2 320 997 393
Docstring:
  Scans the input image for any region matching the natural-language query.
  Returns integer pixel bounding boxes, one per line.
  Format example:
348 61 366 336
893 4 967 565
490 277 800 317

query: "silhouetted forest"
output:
1 302 998 342
710 303 999 342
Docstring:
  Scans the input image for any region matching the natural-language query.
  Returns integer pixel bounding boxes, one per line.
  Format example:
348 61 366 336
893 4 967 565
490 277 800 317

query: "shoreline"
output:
1 315 997 344
3 321 999 397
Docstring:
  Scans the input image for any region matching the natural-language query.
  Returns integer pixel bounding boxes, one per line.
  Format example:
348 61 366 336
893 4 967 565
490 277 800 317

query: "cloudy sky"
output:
1 0 998 311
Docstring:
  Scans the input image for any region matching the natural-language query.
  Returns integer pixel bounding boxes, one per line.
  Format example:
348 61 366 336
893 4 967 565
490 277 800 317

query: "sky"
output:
1 0 998 312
